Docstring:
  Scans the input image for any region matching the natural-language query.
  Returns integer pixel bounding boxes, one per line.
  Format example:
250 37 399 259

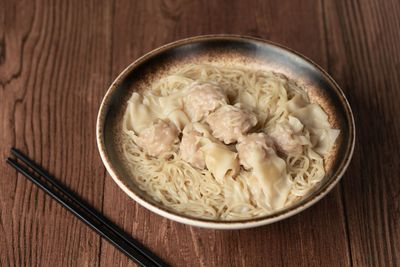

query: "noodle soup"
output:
120 64 339 220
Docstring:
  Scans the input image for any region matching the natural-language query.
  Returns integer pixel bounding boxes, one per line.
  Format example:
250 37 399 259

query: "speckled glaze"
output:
96 35 355 229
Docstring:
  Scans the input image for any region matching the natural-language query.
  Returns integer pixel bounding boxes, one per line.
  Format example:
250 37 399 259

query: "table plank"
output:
100 0 351 266
323 0 400 265
0 0 112 266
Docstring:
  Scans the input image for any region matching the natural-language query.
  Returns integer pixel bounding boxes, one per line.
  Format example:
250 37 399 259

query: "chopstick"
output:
6 148 168 267
10 148 163 264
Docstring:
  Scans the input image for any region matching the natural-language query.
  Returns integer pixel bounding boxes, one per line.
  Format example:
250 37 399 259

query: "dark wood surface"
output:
1 0 399 266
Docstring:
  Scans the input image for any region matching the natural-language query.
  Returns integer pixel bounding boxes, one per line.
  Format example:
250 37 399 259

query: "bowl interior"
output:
97 36 354 227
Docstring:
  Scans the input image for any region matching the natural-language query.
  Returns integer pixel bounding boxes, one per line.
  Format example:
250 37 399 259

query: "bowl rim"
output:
96 34 356 229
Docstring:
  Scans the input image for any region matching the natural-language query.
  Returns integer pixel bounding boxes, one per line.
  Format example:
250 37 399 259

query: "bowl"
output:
96 35 355 229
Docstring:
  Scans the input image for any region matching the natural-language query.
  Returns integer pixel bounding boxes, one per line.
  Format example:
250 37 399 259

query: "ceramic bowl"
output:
96 35 355 229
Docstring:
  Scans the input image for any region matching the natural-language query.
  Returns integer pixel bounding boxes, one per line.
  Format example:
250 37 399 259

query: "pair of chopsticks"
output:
6 148 168 267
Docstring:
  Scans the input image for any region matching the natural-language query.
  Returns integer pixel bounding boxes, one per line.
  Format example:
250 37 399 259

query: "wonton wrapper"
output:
145 93 190 131
124 93 156 134
247 148 292 210
125 92 191 134
224 177 252 212
287 94 340 156
201 143 240 184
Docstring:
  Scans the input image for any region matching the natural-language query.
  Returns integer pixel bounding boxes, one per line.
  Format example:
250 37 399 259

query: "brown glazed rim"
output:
96 34 355 229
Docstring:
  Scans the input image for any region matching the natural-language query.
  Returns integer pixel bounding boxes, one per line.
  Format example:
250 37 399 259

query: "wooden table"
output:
1 0 399 266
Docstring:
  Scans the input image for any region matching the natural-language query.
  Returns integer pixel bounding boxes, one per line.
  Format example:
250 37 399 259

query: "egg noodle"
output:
121 64 338 220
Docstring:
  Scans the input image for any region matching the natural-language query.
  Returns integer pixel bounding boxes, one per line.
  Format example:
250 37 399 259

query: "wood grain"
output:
0 0 112 266
323 0 400 266
0 0 399 266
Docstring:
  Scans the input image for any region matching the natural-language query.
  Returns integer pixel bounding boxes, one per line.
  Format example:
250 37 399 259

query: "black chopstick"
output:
10 148 164 266
6 149 168 267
